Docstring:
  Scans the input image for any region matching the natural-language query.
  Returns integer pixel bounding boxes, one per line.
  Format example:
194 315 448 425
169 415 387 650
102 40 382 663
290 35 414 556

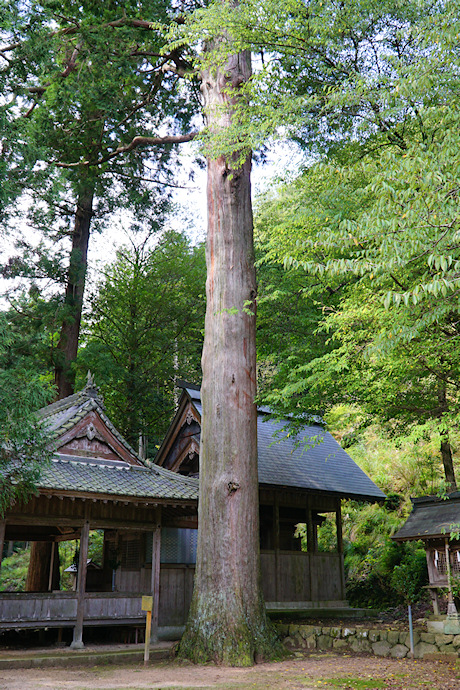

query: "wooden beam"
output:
335 498 343 553
54 531 81 542
306 496 314 553
150 507 162 644
71 520 90 649
48 541 56 592
0 520 6 579
3 514 166 531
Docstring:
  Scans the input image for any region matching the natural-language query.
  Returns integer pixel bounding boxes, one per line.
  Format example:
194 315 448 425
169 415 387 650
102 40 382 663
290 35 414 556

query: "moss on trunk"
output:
179 591 283 665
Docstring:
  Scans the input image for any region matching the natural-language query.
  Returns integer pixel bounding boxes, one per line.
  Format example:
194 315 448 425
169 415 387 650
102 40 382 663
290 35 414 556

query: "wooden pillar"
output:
71 520 90 649
48 541 56 592
335 498 346 600
335 499 343 553
0 520 6 579
274 495 280 602
306 497 314 553
305 497 313 601
150 507 162 644
445 537 458 616
429 588 440 616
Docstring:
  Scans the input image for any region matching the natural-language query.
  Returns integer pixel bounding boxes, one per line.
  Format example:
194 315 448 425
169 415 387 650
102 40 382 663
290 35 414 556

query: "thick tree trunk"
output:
178 48 279 666
441 437 456 493
25 541 60 591
55 184 94 399
438 385 457 492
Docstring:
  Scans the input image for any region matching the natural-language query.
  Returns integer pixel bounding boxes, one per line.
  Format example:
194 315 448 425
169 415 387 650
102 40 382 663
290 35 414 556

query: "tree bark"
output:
54 184 94 399
25 541 60 591
178 47 279 666
438 385 457 492
441 438 456 493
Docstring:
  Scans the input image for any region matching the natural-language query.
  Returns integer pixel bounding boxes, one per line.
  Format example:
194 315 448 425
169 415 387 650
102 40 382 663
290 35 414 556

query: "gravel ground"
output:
0 652 458 690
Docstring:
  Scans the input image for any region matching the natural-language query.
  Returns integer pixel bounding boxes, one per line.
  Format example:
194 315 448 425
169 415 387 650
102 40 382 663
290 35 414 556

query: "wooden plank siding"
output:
0 566 195 630
0 552 343 631
260 551 343 604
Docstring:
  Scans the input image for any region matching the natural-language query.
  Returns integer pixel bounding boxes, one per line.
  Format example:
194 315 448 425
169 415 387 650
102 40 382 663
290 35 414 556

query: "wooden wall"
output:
260 551 344 603
115 564 195 626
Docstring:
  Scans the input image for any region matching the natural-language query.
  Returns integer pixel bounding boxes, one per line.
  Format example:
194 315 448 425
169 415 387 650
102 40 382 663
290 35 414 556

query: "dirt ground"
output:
0 653 459 690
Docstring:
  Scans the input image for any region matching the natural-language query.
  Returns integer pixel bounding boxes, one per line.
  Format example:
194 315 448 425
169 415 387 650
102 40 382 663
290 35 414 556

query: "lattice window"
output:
120 538 141 569
452 550 460 575
433 550 447 574
145 528 197 564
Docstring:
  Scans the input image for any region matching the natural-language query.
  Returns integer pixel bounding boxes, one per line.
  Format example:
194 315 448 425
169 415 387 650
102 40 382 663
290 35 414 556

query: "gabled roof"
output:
38 373 140 464
33 375 198 504
393 493 460 542
155 388 385 502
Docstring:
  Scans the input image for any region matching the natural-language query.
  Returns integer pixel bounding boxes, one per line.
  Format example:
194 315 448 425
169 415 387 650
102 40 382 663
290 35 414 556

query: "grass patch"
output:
318 679 386 689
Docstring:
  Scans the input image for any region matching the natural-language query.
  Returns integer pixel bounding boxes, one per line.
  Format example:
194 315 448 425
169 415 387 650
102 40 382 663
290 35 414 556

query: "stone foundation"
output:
279 623 460 659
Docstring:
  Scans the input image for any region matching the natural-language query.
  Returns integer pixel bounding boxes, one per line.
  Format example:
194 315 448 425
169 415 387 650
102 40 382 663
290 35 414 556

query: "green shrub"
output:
0 547 30 591
390 546 428 605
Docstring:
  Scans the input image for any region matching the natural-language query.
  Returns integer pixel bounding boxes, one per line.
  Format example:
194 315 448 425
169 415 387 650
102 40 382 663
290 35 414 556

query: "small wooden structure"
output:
393 493 460 615
155 385 385 612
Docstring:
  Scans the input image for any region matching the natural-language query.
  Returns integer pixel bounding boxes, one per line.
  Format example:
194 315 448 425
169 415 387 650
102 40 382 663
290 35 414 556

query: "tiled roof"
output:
183 388 385 501
38 454 198 502
393 494 460 541
38 374 140 462
33 377 198 502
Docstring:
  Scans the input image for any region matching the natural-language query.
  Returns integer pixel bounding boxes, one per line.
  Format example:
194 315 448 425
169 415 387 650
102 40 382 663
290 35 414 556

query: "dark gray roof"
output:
393 494 460 541
184 389 384 501
38 454 198 502
38 373 140 462
33 377 198 503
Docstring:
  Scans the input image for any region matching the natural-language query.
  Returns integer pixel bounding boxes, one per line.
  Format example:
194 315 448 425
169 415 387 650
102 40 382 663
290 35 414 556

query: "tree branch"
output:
54 131 199 168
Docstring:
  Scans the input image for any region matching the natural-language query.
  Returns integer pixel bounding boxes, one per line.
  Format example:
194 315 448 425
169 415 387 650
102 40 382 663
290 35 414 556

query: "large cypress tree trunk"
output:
54 184 94 399
26 187 94 588
178 48 279 666
25 542 60 591
438 384 457 492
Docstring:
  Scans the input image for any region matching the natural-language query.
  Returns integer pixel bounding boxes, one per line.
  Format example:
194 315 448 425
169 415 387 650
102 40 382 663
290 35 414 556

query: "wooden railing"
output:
0 555 346 631
0 592 144 629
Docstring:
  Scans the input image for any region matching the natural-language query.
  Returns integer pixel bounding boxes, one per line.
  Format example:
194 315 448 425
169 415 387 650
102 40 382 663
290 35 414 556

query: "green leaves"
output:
79 230 206 453
0 365 53 517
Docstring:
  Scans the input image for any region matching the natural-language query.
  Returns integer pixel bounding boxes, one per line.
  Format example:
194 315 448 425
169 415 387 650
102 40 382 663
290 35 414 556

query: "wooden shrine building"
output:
155 385 385 613
393 493 460 615
0 380 384 647
0 377 199 647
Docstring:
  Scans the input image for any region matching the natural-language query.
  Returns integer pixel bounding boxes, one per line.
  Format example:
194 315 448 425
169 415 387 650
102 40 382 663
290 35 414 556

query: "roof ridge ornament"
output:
80 371 105 407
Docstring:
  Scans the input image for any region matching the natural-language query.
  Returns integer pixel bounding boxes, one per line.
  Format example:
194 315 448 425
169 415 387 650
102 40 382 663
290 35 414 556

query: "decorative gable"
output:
155 395 201 477
56 410 142 465
39 373 143 467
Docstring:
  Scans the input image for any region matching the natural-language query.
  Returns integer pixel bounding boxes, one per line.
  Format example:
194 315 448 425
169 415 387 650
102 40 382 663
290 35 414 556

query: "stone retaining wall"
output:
279 624 460 659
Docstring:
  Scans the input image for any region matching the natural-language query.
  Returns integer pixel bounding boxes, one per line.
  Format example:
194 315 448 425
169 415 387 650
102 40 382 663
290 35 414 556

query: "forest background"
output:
0 0 459 613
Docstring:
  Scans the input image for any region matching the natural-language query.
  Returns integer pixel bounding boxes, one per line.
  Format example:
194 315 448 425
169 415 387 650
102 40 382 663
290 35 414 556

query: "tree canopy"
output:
1 0 458 660
1 0 198 396
80 230 206 454
0 312 53 516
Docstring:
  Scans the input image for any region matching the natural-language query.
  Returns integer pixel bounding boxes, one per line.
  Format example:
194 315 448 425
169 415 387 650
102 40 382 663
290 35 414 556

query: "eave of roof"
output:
393 494 460 541
35 454 198 503
159 388 385 502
